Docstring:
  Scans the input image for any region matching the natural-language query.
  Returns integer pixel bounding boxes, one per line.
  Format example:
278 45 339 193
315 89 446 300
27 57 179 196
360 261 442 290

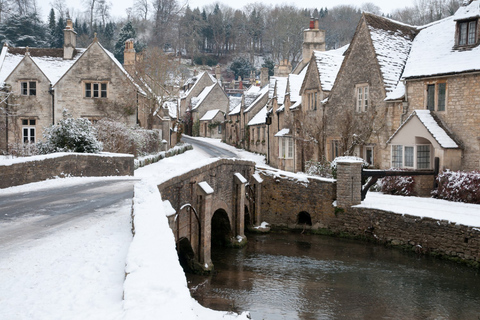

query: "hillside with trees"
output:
0 0 464 73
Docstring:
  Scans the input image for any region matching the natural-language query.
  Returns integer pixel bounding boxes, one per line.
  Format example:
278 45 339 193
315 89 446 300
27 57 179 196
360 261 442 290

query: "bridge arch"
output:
211 208 233 247
297 211 312 226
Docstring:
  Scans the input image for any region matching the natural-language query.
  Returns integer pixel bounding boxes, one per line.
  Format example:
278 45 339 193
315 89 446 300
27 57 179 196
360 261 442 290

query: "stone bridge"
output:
158 159 262 273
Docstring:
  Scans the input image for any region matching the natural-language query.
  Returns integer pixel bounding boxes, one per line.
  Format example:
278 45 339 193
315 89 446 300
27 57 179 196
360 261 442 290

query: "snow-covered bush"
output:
433 170 480 204
305 159 333 178
378 169 416 196
94 119 161 157
38 113 102 154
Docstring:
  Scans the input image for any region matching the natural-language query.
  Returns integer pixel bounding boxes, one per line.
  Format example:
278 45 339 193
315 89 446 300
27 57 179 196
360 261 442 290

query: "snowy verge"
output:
357 192 480 228
124 178 250 320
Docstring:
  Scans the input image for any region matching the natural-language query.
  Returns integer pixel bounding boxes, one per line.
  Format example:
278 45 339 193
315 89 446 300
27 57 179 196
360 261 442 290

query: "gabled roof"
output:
363 13 418 100
200 109 222 121
248 105 268 126
244 85 269 113
268 76 288 105
313 45 348 92
182 71 216 98
0 45 85 85
191 83 216 110
387 110 460 149
288 66 307 103
402 1 480 80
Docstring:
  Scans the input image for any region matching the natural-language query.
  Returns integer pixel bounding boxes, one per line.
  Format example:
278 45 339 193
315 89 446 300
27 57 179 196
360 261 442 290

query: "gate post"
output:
234 173 247 244
336 159 362 208
252 172 263 226
197 181 214 271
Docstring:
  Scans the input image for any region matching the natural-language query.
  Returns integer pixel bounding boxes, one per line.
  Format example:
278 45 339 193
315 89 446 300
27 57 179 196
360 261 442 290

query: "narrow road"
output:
181 135 238 158
0 178 137 252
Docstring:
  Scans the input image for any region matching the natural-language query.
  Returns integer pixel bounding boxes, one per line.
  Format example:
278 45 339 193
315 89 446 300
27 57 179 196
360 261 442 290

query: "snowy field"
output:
1 137 479 319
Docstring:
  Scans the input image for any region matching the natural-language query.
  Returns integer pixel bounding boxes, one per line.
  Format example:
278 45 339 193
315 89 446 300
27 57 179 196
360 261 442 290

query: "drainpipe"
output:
266 113 272 164
48 84 55 125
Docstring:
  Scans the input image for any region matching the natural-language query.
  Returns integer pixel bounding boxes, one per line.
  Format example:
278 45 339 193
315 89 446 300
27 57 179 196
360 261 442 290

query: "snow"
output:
200 109 221 121
244 85 269 113
313 45 348 92
0 151 133 166
274 128 290 137
248 105 268 126
402 1 480 79
357 192 480 227
198 181 214 194
388 110 459 148
191 84 215 110
234 172 248 184
366 16 416 99
269 76 288 106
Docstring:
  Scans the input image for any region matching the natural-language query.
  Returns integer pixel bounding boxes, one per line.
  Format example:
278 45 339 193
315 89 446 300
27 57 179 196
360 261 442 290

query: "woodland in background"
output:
0 0 464 71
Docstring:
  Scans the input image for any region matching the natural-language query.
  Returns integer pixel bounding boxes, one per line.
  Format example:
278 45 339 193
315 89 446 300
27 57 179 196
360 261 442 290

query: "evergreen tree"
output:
0 13 49 47
114 21 143 64
52 16 65 48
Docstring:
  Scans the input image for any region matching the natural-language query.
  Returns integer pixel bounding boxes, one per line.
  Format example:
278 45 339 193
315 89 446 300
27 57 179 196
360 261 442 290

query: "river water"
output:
187 232 480 320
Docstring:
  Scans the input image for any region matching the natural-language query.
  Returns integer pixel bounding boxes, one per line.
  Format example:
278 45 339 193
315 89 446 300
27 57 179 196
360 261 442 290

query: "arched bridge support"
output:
233 173 247 246
197 182 214 271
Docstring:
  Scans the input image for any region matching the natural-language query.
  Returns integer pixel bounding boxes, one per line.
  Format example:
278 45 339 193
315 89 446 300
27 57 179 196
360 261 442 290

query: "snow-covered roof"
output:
274 128 290 137
0 46 85 85
164 100 177 119
268 76 288 106
248 106 268 126
191 83 215 110
364 13 417 100
402 1 480 79
313 45 348 92
244 85 269 113
288 72 306 103
200 109 222 121
388 110 460 148
229 102 241 116
182 71 216 98
229 96 242 113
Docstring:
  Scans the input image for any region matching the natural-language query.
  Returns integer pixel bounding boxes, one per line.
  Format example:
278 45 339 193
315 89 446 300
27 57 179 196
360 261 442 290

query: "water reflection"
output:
187 233 480 320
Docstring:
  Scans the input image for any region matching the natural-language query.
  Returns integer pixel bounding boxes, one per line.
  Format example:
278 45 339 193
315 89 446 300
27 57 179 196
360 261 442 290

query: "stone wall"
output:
258 168 337 229
328 207 480 267
0 153 134 188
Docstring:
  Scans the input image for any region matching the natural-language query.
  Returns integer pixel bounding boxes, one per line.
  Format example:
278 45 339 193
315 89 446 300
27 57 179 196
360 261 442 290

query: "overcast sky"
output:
37 0 414 21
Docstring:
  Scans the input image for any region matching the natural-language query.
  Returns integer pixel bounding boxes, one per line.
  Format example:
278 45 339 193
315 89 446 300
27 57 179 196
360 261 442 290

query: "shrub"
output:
38 113 102 154
305 159 333 178
94 119 161 157
433 170 480 204
378 169 416 196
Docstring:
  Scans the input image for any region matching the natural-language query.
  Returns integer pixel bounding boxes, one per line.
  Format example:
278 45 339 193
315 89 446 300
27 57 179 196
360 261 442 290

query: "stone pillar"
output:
197 181 214 270
234 173 247 239
336 160 362 208
252 172 263 225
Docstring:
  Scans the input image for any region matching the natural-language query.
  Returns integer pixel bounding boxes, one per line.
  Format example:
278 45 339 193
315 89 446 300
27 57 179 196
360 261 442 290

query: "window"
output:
21 81 36 96
458 19 477 46
356 84 369 112
279 137 293 159
307 91 318 110
85 82 107 98
426 82 447 111
218 124 222 134
391 145 432 169
364 146 374 166
22 119 36 143
330 140 341 161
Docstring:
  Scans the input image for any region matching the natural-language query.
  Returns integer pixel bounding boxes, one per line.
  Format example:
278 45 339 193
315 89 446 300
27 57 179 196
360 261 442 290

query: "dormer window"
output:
457 19 478 46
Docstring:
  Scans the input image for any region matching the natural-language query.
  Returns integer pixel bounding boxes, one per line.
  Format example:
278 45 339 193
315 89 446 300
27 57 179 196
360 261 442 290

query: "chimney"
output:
215 65 221 81
302 19 325 66
314 18 319 30
63 19 76 60
123 39 136 67
309 18 314 29
274 60 292 77
260 67 269 87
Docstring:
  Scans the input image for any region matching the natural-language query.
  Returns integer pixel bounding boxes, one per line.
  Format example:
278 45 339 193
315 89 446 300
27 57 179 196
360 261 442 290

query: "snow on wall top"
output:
365 14 417 99
313 45 348 92
191 83 215 110
403 1 480 79
200 109 221 121
248 105 268 126
389 110 459 148
198 181 214 194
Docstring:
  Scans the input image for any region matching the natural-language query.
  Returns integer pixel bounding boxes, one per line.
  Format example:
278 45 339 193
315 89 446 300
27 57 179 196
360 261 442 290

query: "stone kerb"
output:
336 160 363 208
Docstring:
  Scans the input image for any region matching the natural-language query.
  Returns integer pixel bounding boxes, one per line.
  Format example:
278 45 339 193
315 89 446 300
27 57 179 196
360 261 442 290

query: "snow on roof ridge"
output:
248 105 268 126
191 83 216 110
244 85 269 113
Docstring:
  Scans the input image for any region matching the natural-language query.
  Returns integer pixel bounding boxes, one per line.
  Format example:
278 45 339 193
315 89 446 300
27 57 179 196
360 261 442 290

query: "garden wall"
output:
0 152 134 189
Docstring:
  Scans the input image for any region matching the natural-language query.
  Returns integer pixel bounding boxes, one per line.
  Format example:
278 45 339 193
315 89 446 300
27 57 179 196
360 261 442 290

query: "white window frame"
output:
355 84 369 112
391 144 432 169
22 119 36 143
279 137 293 159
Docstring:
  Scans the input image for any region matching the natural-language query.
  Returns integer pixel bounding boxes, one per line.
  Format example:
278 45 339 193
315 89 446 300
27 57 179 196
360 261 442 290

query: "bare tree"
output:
96 0 110 27
135 0 149 20
361 2 382 15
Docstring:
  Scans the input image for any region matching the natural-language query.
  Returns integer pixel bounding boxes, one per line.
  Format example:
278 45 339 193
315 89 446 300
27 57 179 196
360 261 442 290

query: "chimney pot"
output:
309 19 314 29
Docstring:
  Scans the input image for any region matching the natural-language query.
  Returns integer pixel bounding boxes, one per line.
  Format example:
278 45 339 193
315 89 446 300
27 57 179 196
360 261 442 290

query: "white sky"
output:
36 0 414 21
